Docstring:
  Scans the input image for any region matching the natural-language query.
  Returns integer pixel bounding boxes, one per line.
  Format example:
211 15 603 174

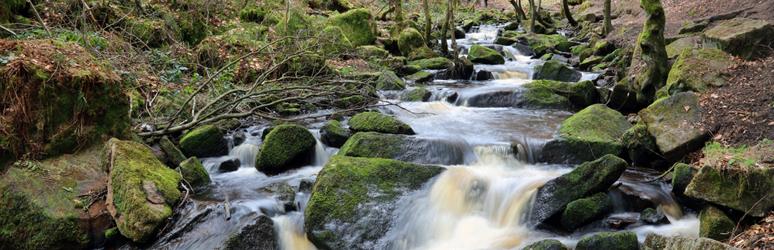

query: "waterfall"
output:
274 213 317 250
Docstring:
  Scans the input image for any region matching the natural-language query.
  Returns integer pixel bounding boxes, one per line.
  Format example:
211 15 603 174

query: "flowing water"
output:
149 24 698 250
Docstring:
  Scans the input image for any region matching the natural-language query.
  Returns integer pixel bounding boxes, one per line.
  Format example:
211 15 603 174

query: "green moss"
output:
326 8 376 46
666 36 699 59
178 157 211 189
702 18 774 59
304 156 443 249
665 48 732 95
639 92 706 159
255 124 316 174
357 45 390 59
320 120 350 147
338 132 404 159
320 26 354 54
519 34 570 55
401 87 432 102
240 7 267 23
176 12 209 45
375 70 406 90
408 57 452 70
397 28 425 56
523 80 599 110
534 60 581 82
561 193 612 230
685 165 773 217
621 124 658 166
126 17 169 47
628 0 668 107
576 231 639 250
159 136 187 166
560 104 630 144
274 9 311 36
348 112 414 134
671 163 694 195
699 206 735 241
522 239 568 250
468 45 504 64
178 125 227 157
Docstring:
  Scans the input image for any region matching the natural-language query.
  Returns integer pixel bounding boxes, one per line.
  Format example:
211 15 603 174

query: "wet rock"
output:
348 112 414 135
533 60 581 82
397 27 426 57
159 136 187 166
405 71 433 83
643 233 738 250
605 214 639 229
106 138 182 243
357 45 390 59
178 157 211 190
640 207 668 224
326 8 376 46
592 40 615 56
218 158 241 172
255 124 316 175
685 166 773 217
398 64 422 76
523 239 568 250
475 70 495 80
699 206 735 241
575 231 639 250
540 104 631 164
671 163 694 196
224 215 278 250
0 145 112 249
232 130 246 146
408 57 453 70
179 125 228 157
443 58 475 80
468 45 505 64
511 42 536 57
400 87 432 102
561 193 613 230
528 154 628 226
702 18 773 59
375 70 406 90
665 36 700 59
579 55 603 70
454 27 466 39
305 156 443 249
260 182 297 211
320 120 351 148
639 92 708 161
621 124 660 168
607 80 641 113
338 132 466 165
516 34 572 55
523 80 599 110
661 48 732 96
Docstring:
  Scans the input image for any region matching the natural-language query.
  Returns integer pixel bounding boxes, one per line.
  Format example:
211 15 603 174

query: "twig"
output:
26 0 50 36
0 24 17 36
730 193 771 241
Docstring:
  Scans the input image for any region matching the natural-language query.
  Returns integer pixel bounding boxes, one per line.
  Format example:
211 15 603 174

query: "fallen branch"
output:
0 24 17 36
27 0 50 36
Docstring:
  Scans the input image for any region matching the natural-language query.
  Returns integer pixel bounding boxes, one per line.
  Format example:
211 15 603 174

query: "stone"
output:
224 215 279 250
338 132 467 165
576 231 639 250
640 207 668 224
665 35 699 59
671 163 694 196
643 233 739 250
305 156 443 249
468 45 505 64
255 124 317 175
528 154 628 226
178 157 211 190
218 158 241 172
522 239 568 250
159 136 187 166
516 34 571 55
522 80 599 110
320 120 351 148
348 112 414 135
639 92 708 160
357 45 390 59
663 48 732 96
106 138 182 243
325 8 376 46
685 166 773 217
540 104 631 164
702 18 773 59
400 87 432 102
375 70 406 90
405 71 433 83
561 193 612 230
533 60 582 82
408 57 453 70
397 28 426 56
679 20 709 34
621 124 660 167
179 125 228 158
699 206 735 241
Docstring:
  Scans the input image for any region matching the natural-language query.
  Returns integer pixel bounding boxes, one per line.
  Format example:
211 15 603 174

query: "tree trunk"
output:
423 0 433 47
450 0 458 58
528 0 536 33
562 0 577 26
603 0 613 35
441 0 451 55
508 0 527 20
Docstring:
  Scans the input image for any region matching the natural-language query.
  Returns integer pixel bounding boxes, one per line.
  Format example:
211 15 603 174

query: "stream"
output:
148 24 699 250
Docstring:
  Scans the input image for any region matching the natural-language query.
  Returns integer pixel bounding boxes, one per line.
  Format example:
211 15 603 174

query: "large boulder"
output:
685 166 773 217
468 45 505 64
320 120 351 147
397 28 426 57
325 9 376 46
0 145 112 249
305 156 443 249
408 57 453 70
639 92 708 160
528 154 628 226
255 124 317 174
561 193 613 230
522 239 568 250
375 70 406 90
348 112 414 134
576 231 639 250
400 87 432 102
224 215 279 250
665 36 700 59
699 206 735 241
621 123 660 167
106 138 182 243
159 136 187 166
540 104 631 164
179 125 228 158
0 40 130 161
671 163 695 196
515 33 572 55
662 48 732 96
338 132 467 165
178 157 211 190
523 80 599 110
702 18 773 59
643 234 738 250
533 60 582 82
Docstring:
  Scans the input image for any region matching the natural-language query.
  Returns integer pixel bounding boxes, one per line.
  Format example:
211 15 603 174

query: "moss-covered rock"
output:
320 25 354 54
516 33 572 55
699 206 735 241
179 125 228 158
338 132 465 165
348 112 414 134
534 60 582 82
320 120 350 147
224 215 279 250
639 92 708 160
644 233 738 250
397 27 426 56
357 45 390 59
561 193 613 230
641 207 668 224
702 18 773 59
326 8 376 46
685 166 773 217
523 80 599 110
671 163 694 196
401 87 432 102
408 57 453 70
405 71 433 83
306 0 352 12
522 239 568 250
239 6 268 23
663 48 732 95
468 45 505 64
528 154 628 226
255 124 316 175
666 36 700 59
304 156 443 249
621 123 660 167
273 9 311 36
540 104 631 164
375 70 406 90
159 136 187 166
106 138 182 243
575 231 639 250
125 17 171 47
178 157 211 190
0 145 111 249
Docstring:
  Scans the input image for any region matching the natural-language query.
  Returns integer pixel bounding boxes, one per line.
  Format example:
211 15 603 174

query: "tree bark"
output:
508 0 527 21
603 0 613 35
527 0 536 33
450 0 458 58
441 0 452 55
562 0 577 26
422 0 433 47
394 0 404 27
